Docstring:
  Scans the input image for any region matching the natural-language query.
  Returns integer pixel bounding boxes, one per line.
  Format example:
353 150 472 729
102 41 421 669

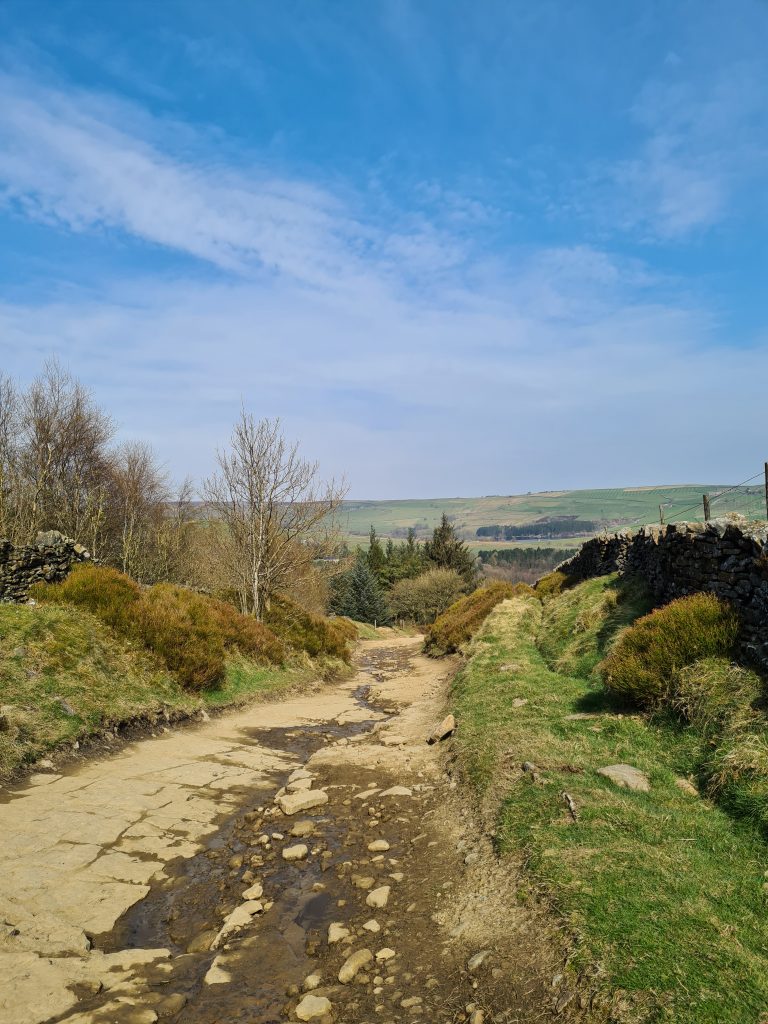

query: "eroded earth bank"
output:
1 636 583 1024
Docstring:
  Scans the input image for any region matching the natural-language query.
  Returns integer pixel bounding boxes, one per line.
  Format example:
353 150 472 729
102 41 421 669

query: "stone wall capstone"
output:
0 531 91 603
556 518 768 669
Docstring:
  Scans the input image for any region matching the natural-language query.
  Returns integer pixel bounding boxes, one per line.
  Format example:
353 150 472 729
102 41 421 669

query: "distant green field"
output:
340 484 766 544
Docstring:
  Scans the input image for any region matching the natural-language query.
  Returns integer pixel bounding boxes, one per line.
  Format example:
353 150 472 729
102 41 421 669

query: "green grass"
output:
451 583 768 1022
340 483 765 545
0 603 326 780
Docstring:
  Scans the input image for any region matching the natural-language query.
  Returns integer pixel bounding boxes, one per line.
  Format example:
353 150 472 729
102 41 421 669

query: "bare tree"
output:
0 373 23 541
202 412 346 618
17 359 115 552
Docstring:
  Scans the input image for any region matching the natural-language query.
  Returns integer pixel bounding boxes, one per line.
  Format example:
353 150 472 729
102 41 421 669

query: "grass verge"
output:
0 602 335 781
451 579 768 1023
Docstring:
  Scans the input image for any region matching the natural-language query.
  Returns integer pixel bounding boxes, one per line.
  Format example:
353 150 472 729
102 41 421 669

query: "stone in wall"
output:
0 531 91 603
554 517 768 673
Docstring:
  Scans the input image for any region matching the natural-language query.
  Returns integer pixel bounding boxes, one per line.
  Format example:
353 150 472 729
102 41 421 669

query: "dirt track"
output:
0 636 579 1024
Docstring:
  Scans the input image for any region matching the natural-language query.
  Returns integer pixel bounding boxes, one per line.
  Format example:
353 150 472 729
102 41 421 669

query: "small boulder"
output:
367 839 390 852
675 777 699 797
291 819 316 837
467 949 493 972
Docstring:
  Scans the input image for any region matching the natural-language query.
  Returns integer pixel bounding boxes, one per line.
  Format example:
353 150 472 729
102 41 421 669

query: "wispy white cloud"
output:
0 68 765 496
604 63 768 239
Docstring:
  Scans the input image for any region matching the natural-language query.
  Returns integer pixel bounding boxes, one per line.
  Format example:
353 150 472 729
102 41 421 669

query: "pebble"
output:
303 973 322 991
352 874 375 889
328 922 351 944
339 948 374 983
242 882 263 900
376 948 396 961
295 993 333 1020
368 839 390 852
282 843 309 861
362 919 381 933
366 886 391 909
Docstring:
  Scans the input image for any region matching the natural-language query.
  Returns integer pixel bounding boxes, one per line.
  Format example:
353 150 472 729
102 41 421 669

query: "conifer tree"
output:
334 551 388 624
425 513 477 587
367 525 386 581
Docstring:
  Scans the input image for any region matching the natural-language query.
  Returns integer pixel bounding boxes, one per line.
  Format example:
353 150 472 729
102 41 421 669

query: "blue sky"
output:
1 1 767 497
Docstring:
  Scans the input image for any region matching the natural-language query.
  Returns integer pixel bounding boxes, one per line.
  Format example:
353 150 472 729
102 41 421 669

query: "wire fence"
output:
611 468 768 534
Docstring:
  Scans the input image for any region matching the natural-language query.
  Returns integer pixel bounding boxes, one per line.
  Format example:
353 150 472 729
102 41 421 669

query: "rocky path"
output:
0 636 579 1024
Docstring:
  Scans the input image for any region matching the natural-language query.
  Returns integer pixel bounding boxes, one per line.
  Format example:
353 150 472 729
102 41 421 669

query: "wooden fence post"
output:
703 494 711 522
764 463 768 521
659 504 664 525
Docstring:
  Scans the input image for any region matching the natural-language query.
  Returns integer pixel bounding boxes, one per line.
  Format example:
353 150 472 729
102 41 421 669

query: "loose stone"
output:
596 764 650 792
366 885 391 908
295 993 333 1020
328 922 351 944
282 843 309 861
376 947 396 961
276 790 329 815
368 839 390 852
339 948 374 983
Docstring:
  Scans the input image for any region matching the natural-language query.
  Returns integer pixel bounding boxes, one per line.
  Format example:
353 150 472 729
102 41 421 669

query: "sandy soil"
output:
0 636 585 1024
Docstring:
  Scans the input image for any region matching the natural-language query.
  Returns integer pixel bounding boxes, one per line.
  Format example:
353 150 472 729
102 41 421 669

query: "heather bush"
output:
534 570 569 600
423 581 534 656
264 594 354 661
33 564 284 691
600 593 740 707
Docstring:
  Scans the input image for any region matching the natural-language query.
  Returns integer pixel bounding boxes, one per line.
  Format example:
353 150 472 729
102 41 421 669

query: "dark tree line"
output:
476 520 598 540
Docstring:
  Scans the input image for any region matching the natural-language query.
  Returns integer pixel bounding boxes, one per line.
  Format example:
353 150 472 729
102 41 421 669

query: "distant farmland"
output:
340 484 766 549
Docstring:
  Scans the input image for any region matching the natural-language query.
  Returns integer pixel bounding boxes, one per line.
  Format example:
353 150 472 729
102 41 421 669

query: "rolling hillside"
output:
340 483 766 548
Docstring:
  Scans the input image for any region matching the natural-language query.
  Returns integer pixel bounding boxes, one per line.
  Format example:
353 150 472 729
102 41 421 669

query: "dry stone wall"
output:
0 531 91 603
557 519 768 668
